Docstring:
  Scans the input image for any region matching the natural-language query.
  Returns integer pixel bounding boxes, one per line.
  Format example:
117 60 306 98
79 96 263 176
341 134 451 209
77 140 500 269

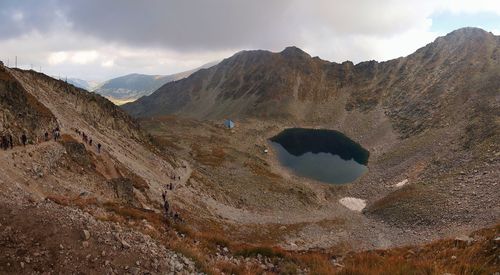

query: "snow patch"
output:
339 197 366 212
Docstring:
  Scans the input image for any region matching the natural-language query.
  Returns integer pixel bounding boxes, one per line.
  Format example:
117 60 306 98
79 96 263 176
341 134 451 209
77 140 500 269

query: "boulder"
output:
454 235 474 247
121 239 131 249
82 229 91 240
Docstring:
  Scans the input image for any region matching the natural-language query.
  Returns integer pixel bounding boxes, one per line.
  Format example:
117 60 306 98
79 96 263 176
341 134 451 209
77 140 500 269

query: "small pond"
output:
270 128 369 184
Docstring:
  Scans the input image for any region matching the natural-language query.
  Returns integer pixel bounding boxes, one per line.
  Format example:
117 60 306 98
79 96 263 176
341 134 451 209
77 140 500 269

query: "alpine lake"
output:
270 128 369 184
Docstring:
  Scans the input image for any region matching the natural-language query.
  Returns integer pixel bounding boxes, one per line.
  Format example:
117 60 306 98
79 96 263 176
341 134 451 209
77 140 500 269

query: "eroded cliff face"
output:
7 68 143 141
0 65 58 144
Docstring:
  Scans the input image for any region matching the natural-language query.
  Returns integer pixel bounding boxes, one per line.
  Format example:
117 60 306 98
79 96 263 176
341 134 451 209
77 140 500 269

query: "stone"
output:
82 229 91 240
82 241 89 248
129 267 140 275
455 235 474 247
121 240 131 249
20 262 25 268
451 255 457 260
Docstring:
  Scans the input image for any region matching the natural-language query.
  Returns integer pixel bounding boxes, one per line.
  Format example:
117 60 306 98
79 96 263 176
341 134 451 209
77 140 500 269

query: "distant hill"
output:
94 61 218 105
65 78 100 91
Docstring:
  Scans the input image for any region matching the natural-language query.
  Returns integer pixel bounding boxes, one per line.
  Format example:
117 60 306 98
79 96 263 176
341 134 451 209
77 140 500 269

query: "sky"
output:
0 0 499 81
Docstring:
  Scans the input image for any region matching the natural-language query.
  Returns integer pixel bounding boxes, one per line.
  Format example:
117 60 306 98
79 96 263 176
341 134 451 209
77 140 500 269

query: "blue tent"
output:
224 119 235 129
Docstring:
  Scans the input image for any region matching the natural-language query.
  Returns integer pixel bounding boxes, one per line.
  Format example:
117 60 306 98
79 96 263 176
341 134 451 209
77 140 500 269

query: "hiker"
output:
55 128 61 141
1 135 7 150
21 134 27 146
162 190 170 219
44 132 49 141
97 143 101 153
163 199 170 220
8 134 13 149
173 212 183 223
52 128 58 141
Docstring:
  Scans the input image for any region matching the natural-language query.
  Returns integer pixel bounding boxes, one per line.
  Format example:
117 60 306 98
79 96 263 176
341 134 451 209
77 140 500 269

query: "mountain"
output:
124 27 499 234
65 78 100 90
0 63 200 273
0 28 498 273
94 61 218 105
123 27 499 137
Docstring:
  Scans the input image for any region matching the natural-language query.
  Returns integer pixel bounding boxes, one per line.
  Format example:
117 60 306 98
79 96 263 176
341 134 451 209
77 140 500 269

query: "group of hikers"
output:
44 127 61 142
1 133 15 150
1 126 65 151
74 128 102 153
1 126 105 155
1 131 46 150
162 181 182 223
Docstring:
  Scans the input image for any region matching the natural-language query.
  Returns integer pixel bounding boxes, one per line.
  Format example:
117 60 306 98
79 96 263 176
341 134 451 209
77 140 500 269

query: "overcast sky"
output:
1 0 499 81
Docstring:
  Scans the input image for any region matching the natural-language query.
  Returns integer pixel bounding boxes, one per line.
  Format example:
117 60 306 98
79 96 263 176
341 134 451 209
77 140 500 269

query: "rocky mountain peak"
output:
280 46 311 59
433 26 496 48
444 27 492 39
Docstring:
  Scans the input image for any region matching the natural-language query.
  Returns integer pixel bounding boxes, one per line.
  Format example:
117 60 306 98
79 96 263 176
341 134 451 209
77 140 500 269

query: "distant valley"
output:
93 61 218 105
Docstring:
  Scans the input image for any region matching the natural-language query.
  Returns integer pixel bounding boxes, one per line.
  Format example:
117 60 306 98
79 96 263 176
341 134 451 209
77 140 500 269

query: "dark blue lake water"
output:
270 128 369 184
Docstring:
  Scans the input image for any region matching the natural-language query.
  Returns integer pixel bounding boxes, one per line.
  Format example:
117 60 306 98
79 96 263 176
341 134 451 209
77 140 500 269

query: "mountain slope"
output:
95 61 218 104
0 64 201 273
123 27 499 138
124 27 499 247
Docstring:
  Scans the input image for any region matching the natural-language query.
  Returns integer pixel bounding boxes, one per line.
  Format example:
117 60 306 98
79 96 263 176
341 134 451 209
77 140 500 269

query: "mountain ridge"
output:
123 27 499 138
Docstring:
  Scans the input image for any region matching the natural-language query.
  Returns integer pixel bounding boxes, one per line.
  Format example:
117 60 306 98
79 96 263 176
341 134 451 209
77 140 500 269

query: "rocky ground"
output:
0 60 498 274
141 114 499 251
0 199 197 274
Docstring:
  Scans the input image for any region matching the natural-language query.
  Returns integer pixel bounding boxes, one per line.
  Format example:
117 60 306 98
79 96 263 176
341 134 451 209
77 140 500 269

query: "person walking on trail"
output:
1 135 7 150
162 190 167 202
8 134 13 149
54 127 61 141
162 191 170 220
44 132 49 141
97 143 101 153
21 134 27 146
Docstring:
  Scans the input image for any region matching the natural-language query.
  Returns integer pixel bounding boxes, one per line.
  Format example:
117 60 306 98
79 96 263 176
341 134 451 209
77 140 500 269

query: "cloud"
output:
0 0 498 80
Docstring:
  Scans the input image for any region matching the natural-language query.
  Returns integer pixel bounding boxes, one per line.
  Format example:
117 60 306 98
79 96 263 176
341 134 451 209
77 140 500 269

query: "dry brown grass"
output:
46 195 98 208
214 260 264 275
339 225 499 275
191 144 226 167
48 193 499 275
244 161 281 179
